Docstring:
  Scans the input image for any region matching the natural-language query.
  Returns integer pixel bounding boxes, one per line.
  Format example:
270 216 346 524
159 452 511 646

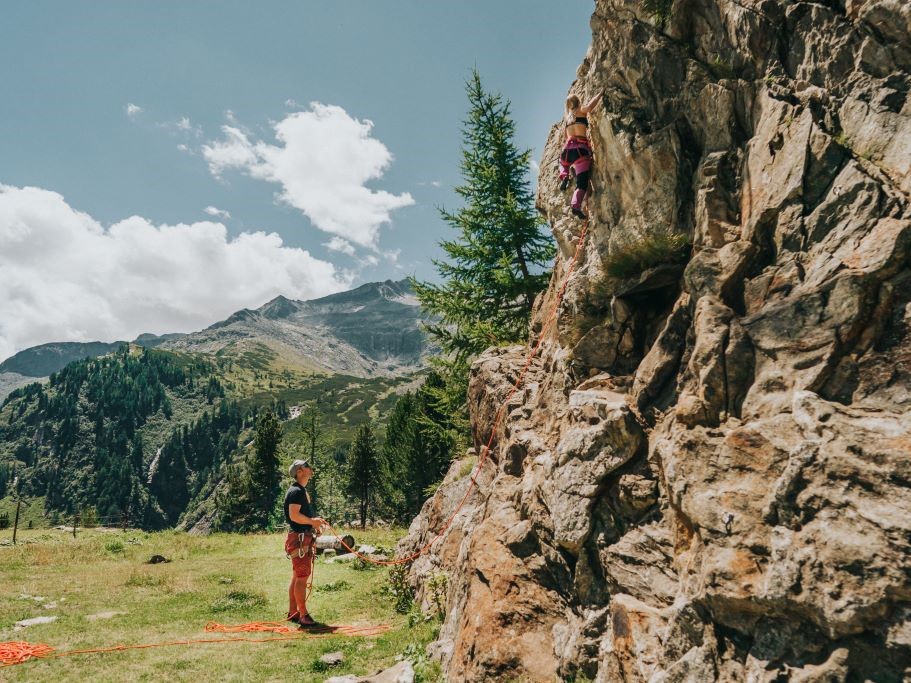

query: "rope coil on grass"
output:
0 641 55 666
0 622 391 667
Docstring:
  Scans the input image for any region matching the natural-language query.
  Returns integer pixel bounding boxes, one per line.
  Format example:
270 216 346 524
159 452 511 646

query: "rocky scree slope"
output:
399 0 911 680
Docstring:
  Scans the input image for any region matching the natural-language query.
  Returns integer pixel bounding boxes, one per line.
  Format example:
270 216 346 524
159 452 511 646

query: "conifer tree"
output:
246 409 282 527
380 378 457 524
412 70 554 435
346 423 379 529
294 402 334 511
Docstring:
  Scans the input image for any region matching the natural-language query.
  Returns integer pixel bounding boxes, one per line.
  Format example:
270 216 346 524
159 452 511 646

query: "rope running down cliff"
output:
324 220 590 566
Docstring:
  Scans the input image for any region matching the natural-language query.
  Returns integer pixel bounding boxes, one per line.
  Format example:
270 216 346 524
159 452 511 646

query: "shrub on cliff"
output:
603 230 691 280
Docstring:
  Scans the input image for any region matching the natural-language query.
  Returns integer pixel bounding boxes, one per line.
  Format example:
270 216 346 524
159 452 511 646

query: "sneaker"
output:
287 611 301 624
571 207 588 220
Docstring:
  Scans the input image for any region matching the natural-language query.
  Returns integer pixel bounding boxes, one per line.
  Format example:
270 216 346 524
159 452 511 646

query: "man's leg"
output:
288 574 297 617
293 575 308 617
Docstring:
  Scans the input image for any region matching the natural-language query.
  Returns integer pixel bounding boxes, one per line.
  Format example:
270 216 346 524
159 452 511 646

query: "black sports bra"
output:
565 114 588 129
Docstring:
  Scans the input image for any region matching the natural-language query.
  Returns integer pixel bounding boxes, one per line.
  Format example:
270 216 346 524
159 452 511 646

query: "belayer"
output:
284 459 327 628
559 90 603 220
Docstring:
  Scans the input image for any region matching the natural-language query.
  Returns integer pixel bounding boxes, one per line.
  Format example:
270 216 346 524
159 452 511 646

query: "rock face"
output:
399 1 911 680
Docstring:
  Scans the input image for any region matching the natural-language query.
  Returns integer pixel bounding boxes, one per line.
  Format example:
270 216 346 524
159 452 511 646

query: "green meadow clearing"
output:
0 527 440 682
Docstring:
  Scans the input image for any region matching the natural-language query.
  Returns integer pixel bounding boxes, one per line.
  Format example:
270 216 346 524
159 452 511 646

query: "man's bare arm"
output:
288 503 325 529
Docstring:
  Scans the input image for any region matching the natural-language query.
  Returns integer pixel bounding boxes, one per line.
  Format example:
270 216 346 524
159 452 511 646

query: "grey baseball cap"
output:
288 459 312 479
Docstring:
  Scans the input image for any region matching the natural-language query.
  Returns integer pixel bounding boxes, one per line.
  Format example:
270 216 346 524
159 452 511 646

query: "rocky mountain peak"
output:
257 294 301 320
400 1 911 680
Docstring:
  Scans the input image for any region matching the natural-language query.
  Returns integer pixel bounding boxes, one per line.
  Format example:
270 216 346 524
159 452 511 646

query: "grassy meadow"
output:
0 527 440 682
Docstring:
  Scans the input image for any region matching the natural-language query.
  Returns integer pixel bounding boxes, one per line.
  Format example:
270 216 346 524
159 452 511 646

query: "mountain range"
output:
0 279 432 401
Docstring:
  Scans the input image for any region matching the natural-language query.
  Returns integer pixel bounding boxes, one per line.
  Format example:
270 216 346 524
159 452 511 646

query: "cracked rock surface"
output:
399 0 911 680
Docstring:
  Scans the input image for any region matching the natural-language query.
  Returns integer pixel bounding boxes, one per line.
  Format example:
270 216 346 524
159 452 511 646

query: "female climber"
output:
559 90 603 220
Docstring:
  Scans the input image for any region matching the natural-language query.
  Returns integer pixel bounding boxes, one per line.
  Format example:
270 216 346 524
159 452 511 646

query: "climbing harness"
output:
323 219 591 566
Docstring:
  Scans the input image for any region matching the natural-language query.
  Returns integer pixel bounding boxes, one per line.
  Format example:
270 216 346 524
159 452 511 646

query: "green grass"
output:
456 455 477 480
0 527 440 682
602 230 692 280
0 496 48 533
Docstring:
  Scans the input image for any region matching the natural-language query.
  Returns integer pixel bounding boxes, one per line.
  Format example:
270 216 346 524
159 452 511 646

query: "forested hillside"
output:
0 346 244 528
0 342 441 532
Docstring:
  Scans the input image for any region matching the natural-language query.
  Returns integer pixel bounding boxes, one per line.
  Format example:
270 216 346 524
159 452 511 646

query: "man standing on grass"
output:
284 459 326 627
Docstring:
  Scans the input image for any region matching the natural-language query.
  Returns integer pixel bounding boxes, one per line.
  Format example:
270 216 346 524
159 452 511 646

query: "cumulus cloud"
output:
203 206 231 219
0 184 352 361
201 103 414 250
125 103 143 119
323 236 356 256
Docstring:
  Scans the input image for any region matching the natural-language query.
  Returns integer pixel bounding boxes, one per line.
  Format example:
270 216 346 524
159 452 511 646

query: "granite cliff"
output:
399 0 911 680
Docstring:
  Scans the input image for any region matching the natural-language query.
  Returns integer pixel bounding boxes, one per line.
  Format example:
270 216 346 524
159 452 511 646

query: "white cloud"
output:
125 103 143 119
204 206 231 219
323 236 356 256
159 116 202 138
431 180 442 187
529 159 540 175
177 144 190 152
0 184 352 361
201 103 414 250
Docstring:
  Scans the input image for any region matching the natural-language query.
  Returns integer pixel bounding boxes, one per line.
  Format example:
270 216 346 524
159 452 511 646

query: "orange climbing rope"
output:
0 622 391 667
0 641 55 666
324 220 590 566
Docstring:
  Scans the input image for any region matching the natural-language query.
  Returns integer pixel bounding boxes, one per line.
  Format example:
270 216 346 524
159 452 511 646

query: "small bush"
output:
210 589 267 612
426 571 448 620
387 564 415 614
104 539 125 553
352 556 378 571
640 0 672 26
603 230 691 280
402 642 443 683
457 455 478 480
315 580 352 593
407 605 428 627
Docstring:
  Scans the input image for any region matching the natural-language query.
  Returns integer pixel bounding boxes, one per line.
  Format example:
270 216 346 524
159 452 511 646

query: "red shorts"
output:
285 531 314 578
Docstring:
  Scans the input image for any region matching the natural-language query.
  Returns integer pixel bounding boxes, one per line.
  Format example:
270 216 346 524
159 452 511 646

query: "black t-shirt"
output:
284 483 314 533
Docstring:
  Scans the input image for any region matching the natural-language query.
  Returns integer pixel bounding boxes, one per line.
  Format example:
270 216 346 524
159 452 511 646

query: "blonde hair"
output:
566 95 580 110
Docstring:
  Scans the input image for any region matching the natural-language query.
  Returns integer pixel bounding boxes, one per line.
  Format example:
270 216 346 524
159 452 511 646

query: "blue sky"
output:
0 1 593 358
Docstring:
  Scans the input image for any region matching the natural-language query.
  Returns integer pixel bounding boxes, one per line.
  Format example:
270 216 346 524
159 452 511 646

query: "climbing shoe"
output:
560 177 570 191
571 207 588 220
298 613 319 628
287 611 301 624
